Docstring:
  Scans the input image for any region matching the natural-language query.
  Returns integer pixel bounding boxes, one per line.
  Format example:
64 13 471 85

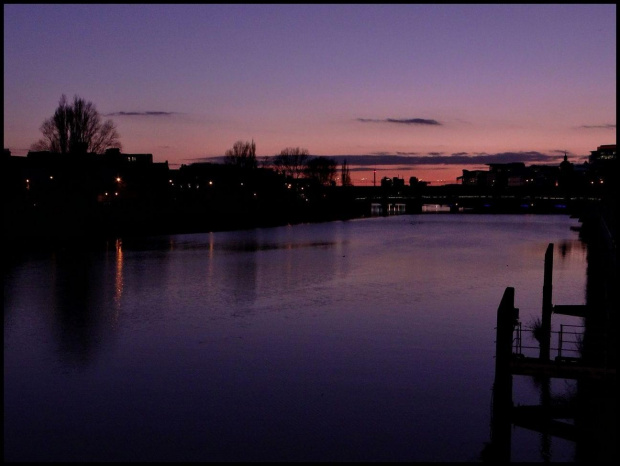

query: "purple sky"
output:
3 4 616 185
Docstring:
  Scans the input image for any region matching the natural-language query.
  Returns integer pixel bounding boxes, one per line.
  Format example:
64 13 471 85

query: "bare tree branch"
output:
273 147 309 179
224 140 257 169
30 94 122 154
305 156 337 186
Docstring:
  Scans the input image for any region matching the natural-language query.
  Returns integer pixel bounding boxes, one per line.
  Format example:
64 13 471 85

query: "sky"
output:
3 4 616 185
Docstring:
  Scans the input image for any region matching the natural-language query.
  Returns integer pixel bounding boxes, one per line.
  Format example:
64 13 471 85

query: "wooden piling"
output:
540 243 553 361
491 286 518 462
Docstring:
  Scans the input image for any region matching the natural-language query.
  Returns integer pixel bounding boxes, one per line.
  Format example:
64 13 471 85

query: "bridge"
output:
349 185 603 215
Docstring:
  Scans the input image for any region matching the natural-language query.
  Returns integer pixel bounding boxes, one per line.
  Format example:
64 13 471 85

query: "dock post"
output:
540 243 554 361
490 286 518 462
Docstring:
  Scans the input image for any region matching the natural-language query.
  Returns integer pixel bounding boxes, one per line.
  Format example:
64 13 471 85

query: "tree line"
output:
32 95 354 186
224 141 352 187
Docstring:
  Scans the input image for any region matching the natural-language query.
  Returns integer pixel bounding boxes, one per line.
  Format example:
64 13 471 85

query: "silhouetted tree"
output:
341 159 352 186
224 140 257 170
31 94 121 155
272 147 310 179
305 156 337 186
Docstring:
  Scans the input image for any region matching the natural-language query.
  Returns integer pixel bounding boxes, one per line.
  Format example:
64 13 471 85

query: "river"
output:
4 214 588 461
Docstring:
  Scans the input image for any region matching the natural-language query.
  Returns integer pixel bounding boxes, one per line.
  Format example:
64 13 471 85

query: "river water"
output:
4 214 588 462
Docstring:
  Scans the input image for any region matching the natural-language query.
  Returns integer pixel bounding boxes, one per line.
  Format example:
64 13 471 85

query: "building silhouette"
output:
457 145 617 190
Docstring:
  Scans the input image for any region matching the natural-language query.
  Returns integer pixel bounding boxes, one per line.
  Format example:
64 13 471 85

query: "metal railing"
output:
556 324 583 360
512 322 585 360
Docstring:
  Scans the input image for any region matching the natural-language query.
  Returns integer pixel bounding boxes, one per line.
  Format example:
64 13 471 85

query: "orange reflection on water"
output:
114 239 124 318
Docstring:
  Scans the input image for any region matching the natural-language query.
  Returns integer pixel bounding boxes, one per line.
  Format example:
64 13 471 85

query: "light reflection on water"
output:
4 214 587 462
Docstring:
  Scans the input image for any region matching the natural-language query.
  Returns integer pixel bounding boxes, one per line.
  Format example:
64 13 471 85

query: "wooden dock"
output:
510 355 615 380
484 241 616 462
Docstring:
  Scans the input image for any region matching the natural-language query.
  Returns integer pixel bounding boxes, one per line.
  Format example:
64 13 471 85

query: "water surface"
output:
4 214 587 461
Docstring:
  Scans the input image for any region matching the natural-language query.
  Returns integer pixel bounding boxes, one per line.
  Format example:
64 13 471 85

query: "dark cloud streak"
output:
105 111 179 117
357 117 441 126
320 151 566 166
188 151 568 167
579 124 615 129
